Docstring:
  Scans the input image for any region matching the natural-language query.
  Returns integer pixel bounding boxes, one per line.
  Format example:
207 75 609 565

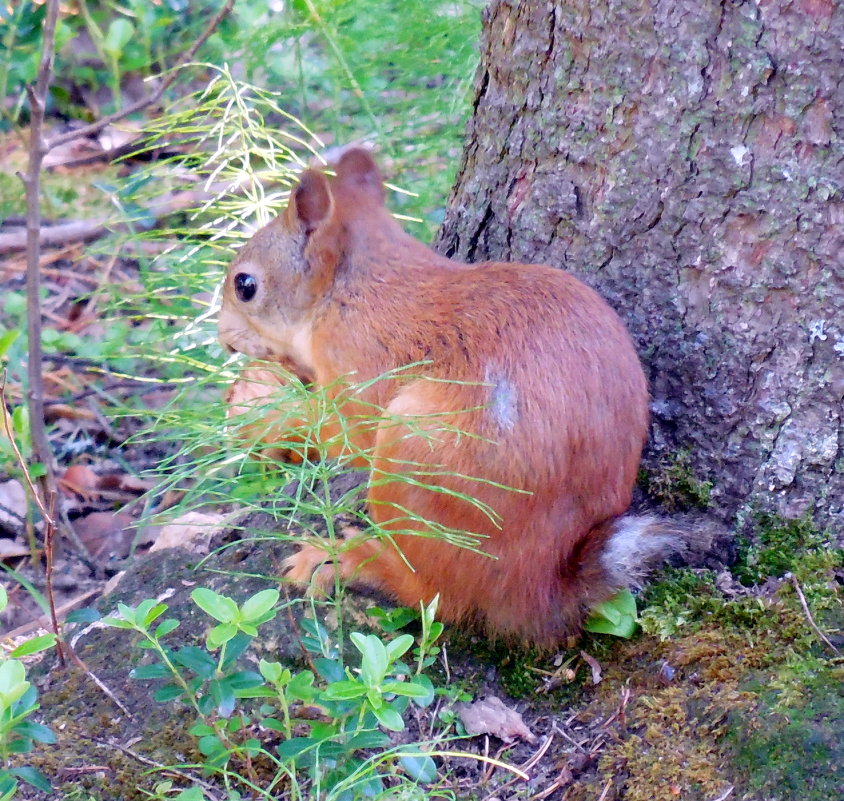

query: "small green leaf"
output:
347 729 390 749
381 680 431 698
0 329 20 359
103 17 134 56
210 678 235 718
584 589 638 638
313 657 344 683
172 646 216 678
372 703 404 732
323 680 367 701
154 618 180 638
0 661 29 707
276 736 317 761
197 733 226 757
286 671 315 701
130 663 170 680
66 607 101 624
410 673 435 707
188 722 215 737
207 622 238 649
239 588 279 622
400 753 437 783
351 633 388 684
258 660 286 684
9 634 56 658
11 405 29 442
153 684 183 703
384 633 414 662
192 588 238 623
102 616 134 630
9 766 51 792
12 720 55 744
367 605 419 632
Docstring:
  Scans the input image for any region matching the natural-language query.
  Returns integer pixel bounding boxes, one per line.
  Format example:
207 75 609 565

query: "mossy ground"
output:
438 512 842 800
14 512 843 800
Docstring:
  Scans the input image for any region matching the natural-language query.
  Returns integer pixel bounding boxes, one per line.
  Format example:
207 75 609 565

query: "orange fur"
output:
218 148 650 646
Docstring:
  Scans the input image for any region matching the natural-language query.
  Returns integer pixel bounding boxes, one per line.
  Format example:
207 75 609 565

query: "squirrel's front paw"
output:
283 544 338 591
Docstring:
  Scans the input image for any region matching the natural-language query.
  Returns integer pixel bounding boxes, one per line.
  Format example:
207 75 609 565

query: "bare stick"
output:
21 0 59 516
90 738 221 797
0 184 233 254
17 3 234 570
46 0 235 150
0 374 66 666
0 218 110 254
792 576 842 656
42 492 65 665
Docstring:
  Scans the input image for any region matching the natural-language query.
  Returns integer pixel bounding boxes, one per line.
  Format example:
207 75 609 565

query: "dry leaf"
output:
0 540 32 559
117 475 155 493
44 404 98 423
458 696 536 743
60 464 101 499
0 480 27 533
72 511 136 560
580 650 603 685
150 511 229 553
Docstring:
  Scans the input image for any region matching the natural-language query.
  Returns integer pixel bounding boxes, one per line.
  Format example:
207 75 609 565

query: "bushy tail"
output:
599 515 689 590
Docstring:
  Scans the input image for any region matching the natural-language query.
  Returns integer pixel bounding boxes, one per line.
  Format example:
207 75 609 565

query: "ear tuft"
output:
292 170 332 234
334 147 384 203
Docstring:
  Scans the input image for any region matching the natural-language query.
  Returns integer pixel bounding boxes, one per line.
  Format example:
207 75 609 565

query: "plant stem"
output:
22 0 59 510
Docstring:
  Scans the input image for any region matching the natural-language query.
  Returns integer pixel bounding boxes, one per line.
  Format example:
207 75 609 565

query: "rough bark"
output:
437 0 843 533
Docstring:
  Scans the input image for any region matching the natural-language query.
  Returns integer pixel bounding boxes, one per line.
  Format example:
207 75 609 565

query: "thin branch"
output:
0 185 229 254
46 0 236 150
1 374 66 665
42 492 65 665
90 738 222 797
0 218 110 254
22 0 59 514
792 576 842 656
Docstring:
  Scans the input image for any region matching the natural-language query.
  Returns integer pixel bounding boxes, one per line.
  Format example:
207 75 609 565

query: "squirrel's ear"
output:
334 147 385 204
290 169 333 234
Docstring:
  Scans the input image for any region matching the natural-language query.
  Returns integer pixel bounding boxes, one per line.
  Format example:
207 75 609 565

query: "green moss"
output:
729 664 844 799
639 450 713 511
733 512 828 585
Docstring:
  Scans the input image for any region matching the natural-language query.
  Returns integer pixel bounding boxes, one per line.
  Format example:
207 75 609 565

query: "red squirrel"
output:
218 148 675 647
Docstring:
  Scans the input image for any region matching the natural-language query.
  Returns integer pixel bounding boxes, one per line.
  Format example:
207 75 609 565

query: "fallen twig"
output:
0 186 227 254
90 738 222 798
0 218 111 254
792 576 841 656
2 589 99 641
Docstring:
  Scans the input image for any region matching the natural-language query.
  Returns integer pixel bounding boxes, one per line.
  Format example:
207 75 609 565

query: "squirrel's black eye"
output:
234 273 258 302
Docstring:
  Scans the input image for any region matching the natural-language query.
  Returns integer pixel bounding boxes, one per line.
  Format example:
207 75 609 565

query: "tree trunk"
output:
437 0 843 533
